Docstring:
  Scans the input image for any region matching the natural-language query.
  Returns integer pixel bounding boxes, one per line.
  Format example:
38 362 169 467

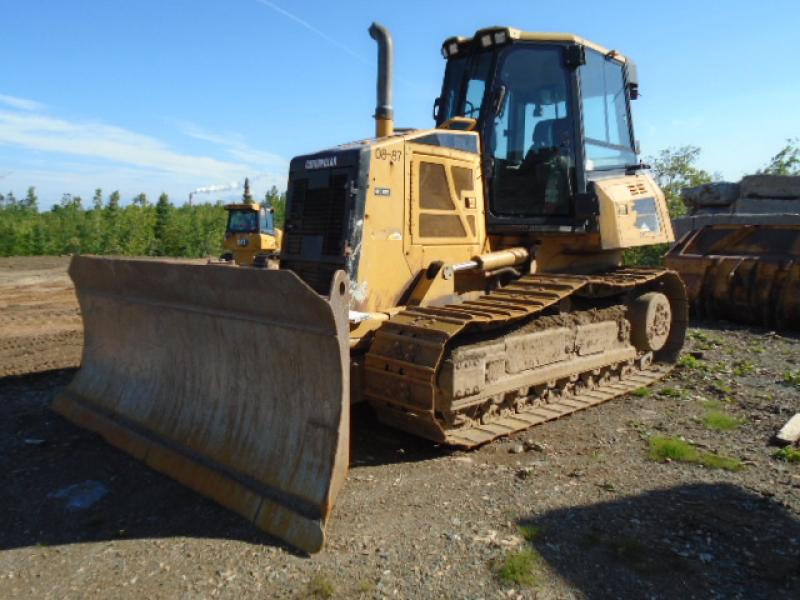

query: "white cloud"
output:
0 110 251 179
177 122 287 168
0 96 288 207
0 93 46 111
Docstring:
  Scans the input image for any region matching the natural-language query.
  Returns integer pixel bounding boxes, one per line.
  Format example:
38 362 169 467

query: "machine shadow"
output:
519 482 800 599
0 370 445 553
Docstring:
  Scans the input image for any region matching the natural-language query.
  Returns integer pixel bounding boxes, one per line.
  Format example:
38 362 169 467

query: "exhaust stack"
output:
369 22 394 138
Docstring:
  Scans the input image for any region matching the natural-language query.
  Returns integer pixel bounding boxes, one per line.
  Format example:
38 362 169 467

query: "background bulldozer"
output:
54 23 687 553
220 178 282 266
666 175 800 329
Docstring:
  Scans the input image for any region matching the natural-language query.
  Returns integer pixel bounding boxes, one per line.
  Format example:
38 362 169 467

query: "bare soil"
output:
0 257 82 378
0 257 798 599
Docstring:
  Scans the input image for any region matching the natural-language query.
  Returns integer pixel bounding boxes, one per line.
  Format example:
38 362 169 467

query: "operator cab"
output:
435 28 640 232
225 204 276 236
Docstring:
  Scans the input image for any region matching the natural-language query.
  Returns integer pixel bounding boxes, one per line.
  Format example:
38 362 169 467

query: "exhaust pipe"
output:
369 22 394 138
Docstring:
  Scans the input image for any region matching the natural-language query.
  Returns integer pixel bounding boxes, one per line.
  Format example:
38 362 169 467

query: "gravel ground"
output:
0 259 798 599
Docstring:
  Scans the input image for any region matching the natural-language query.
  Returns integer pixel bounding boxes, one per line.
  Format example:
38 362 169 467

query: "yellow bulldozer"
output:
220 178 282 266
54 23 687 553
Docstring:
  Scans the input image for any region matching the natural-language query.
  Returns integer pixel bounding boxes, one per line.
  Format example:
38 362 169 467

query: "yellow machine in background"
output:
221 178 282 266
55 23 686 553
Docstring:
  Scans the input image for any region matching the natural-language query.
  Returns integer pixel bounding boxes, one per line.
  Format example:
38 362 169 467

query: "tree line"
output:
0 186 286 258
1 140 797 261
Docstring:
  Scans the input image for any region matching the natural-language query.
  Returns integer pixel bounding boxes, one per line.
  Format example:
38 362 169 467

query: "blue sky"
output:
1 0 798 208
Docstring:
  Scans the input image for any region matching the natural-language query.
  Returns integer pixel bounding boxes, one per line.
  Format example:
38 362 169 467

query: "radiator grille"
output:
282 171 352 294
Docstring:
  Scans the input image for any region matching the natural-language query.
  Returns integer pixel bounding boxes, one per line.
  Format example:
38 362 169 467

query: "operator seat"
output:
514 118 572 215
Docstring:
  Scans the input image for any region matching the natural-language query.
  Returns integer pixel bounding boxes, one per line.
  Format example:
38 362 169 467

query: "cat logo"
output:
305 156 338 170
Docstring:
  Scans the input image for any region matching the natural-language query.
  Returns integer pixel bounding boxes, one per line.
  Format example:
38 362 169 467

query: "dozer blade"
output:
53 256 350 553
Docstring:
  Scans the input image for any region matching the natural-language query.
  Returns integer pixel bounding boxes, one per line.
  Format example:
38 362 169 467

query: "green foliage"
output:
759 138 800 176
0 189 238 258
678 354 705 370
495 548 540 587
773 446 800 464
518 524 541 542
733 360 755 377
631 387 651 397
306 573 335 599
647 146 713 217
782 369 800 388
703 410 745 432
622 243 670 267
657 387 683 398
264 185 286 227
648 436 742 471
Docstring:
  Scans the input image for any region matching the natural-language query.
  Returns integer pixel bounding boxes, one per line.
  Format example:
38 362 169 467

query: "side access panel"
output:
53 256 350 553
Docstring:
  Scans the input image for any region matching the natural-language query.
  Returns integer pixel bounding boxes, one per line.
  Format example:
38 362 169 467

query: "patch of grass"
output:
495 548 540 588
658 387 683 398
688 330 723 347
518 524 541 542
678 354 705 370
631 387 650 397
703 410 746 431
774 446 800 463
711 380 734 395
782 369 800 388
648 436 742 471
307 573 335 599
733 360 755 377
354 579 376 596
700 398 724 410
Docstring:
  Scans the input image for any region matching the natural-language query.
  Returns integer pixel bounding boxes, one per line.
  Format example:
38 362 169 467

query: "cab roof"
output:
224 203 260 211
442 27 627 63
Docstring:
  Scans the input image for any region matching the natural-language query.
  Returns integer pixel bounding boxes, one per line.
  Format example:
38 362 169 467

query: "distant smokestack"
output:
369 22 394 138
192 181 240 195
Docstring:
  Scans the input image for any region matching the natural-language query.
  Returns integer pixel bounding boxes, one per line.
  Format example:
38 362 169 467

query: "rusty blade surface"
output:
53 256 350 553
665 224 800 329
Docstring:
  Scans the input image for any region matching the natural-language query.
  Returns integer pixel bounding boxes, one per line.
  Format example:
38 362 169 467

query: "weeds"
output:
307 573 335 599
774 446 800 463
354 579 376 596
703 409 746 431
712 380 734 395
495 548 540 587
733 360 755 377
658 387 683 398
518 524 541 542
782 369 800 388
688 330 723 349
631 387 651 397
648 436 742 471
678 354 705 370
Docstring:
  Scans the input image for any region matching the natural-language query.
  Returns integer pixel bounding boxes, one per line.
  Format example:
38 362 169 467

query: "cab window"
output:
227 210 258 233
580 50 636 170
259 207 276 234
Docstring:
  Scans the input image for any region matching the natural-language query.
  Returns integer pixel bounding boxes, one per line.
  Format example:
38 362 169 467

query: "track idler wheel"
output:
628 292 672 352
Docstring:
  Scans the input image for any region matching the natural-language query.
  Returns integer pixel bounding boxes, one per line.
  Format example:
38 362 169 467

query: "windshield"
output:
580 50 636 170
487 44 576 218
227 210 258 233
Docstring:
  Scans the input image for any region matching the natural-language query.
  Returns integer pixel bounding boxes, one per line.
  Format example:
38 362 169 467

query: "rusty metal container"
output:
665 176 800 329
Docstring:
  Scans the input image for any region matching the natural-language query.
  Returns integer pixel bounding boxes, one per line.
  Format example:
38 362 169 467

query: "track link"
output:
364 268 687 447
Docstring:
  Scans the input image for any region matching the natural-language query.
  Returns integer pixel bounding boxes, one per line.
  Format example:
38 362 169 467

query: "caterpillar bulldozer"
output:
665 176 800 329
54 23 687 553
221 178 282 266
